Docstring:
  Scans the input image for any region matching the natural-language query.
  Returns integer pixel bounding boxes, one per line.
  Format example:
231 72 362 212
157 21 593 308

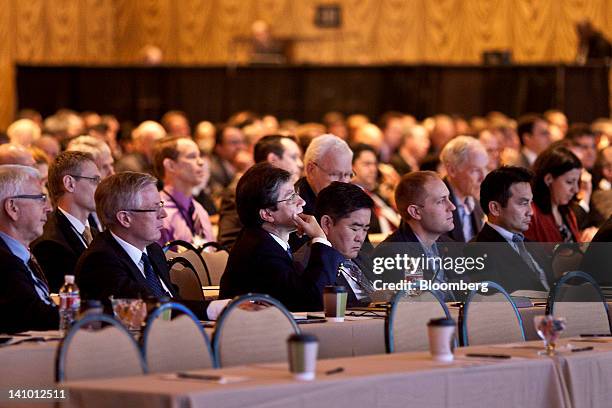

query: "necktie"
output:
82 226 93 245
141 253 167 298
340 259 375 300
460 198 475 241
27 255 53 305
285 246 293 261
512 234 550 291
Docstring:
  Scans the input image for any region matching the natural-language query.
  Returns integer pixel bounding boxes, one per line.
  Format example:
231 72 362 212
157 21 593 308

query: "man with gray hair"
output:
440 136 488 242
0 143 35 166
292 133 353 250
115 121 166 174
75 172 229 319
7 118 41 148
0 165 57 333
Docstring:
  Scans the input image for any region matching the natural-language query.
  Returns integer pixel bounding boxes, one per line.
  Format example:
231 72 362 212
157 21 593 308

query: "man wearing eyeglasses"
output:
75 172 229 320
220 163 344 311
0 165 57 333
291 134 353 251
31 151 101 292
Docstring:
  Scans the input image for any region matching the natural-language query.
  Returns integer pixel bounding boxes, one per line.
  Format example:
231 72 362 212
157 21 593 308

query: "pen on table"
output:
571 346 594 353
325 367 344 375
177 372 223 381
579 334 612 337
465 353 511 359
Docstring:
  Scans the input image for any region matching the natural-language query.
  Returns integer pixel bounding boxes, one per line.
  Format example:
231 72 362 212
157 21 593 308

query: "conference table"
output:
60 338 612 408
2 303 610 390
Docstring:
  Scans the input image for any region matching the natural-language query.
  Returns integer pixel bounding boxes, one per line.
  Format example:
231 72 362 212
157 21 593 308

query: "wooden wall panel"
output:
1 0 611 129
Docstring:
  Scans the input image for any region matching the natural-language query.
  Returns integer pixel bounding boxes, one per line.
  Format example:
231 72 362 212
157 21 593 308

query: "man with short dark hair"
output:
217 134 303 249
0 165 57 333
209 125 246 195
468 166 550 292
513 114 551 168
311 182 376 306
75 172 228 319
31 151 101 292
219 163 343 311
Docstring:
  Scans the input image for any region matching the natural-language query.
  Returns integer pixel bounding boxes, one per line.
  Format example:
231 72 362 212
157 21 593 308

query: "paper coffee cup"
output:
427 317 455 362
323 285 347 322
287 333 319 380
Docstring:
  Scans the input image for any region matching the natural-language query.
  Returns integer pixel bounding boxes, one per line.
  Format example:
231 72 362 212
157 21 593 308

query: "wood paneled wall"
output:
2 0 610 129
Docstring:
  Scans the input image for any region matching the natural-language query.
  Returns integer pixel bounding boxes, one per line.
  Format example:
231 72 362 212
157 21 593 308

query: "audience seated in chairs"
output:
219 163 344 311
0 165 57 333
31 151 101 292
75 171 229 320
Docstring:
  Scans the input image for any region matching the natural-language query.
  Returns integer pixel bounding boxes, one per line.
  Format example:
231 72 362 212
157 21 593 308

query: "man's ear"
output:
163 157 176 175
305 161 316 176
115 211 131 228
3 199 19 222
445 163 456 179
259 208 275 224
406 205 421 220
320 214 333 235
488 200 502 217
62 174 76 193
266 152 280 166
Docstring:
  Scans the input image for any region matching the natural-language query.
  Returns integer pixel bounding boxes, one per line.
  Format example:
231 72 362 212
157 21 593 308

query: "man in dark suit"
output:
511 114 552 169
294 182 378 307
0 165 58 333
467 166 550 293
32 151 101 292
439 136 487 242
219 163 344 311
373 171 461 301
75 172 229 320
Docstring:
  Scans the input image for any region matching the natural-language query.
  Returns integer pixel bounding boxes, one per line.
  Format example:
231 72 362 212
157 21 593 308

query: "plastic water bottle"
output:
59 275 80 336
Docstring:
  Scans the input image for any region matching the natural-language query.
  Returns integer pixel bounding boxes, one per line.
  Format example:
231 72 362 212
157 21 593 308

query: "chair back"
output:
460 281 525 346
212 294 299 367
200 247 229 286
546 271 611 337
142 302 215 373
386 291 452 353
163 240 212 285
168 256 205 302
56 314 146 382
551 243 585 280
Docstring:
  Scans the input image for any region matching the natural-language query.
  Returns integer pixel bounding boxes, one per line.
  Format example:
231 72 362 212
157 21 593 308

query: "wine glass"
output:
534 315 566 356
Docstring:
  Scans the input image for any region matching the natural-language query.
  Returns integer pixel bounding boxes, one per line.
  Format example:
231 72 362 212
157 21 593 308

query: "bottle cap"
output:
64 275 75 284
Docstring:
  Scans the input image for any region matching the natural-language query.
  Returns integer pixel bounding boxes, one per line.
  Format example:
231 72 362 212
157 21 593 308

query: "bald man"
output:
0 144 35 166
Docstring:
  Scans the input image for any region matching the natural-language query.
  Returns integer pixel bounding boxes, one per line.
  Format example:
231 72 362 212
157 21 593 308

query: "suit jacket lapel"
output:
103 231 152 292
55 209 87 253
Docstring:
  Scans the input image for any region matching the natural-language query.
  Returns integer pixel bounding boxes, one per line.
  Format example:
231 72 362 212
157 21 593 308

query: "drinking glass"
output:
534 315 566 356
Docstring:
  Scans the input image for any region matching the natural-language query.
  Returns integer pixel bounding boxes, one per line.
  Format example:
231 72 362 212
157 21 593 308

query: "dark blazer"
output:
219 226 344 311
0 237 59 333
372 222 462 300
31 209 89 292
75 230 209 319
466 223 549 293
289 177 318 251
443 178 485 242
581 215 612 285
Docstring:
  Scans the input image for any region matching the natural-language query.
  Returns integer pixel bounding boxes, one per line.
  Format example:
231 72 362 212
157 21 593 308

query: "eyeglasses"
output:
69 174 102 185
7 193 48 203
276 192 301 204
313 162 354 181
123 200 165 213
